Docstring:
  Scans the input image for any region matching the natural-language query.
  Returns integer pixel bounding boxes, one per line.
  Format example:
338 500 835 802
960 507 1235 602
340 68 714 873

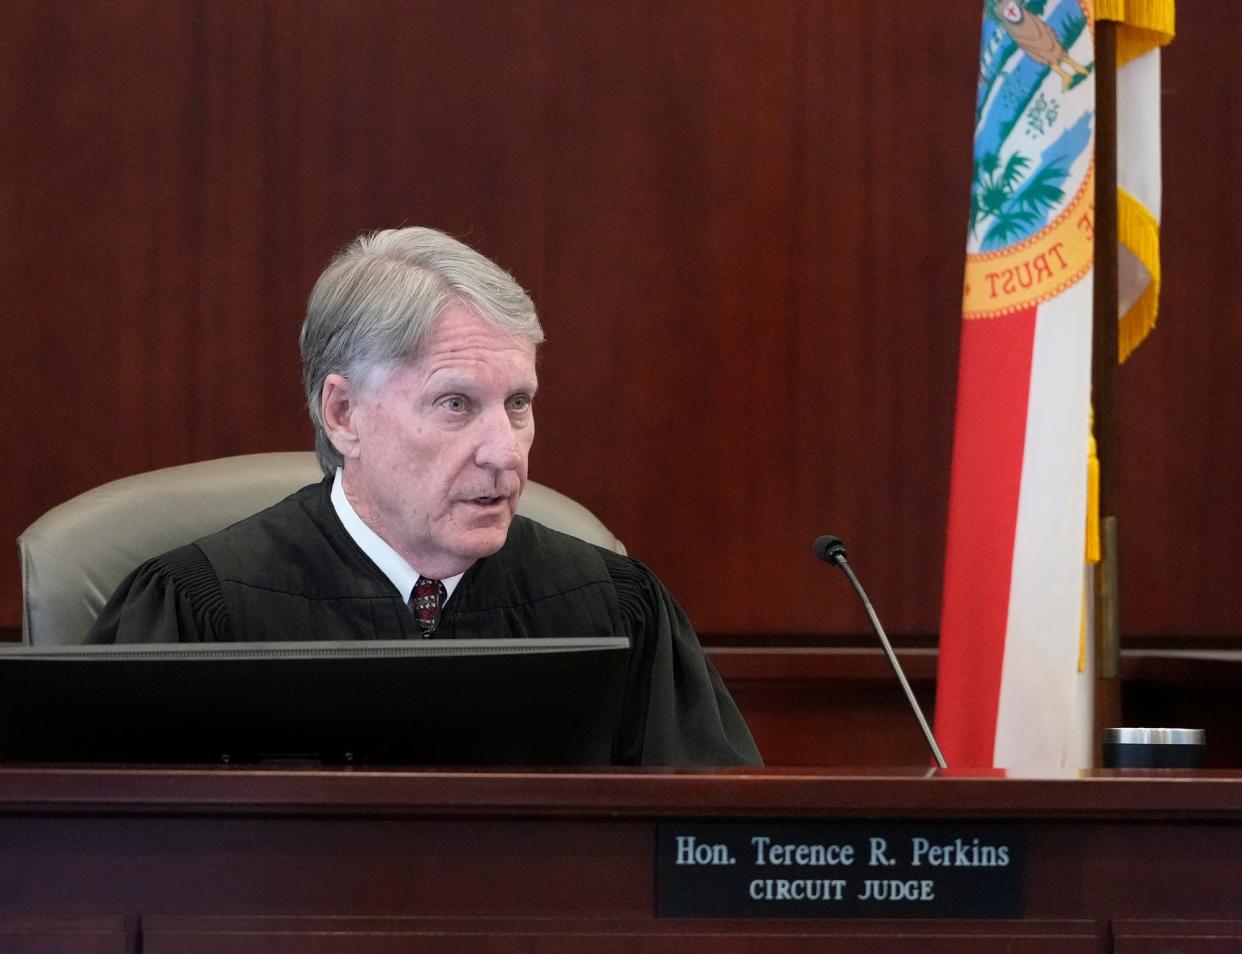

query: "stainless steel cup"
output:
1102 727 1205 769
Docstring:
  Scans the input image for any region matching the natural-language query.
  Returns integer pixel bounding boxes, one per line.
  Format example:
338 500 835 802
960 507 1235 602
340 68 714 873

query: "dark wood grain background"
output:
3 1 1237 642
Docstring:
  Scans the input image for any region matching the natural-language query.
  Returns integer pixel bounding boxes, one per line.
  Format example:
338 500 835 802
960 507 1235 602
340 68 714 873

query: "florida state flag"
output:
935 0 1098 770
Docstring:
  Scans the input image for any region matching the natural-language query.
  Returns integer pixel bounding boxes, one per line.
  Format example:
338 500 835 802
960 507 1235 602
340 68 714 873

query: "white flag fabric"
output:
1109 0 1175 360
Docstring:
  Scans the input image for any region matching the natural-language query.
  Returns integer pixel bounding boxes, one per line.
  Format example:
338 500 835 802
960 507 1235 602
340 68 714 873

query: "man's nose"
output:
475 409 524 471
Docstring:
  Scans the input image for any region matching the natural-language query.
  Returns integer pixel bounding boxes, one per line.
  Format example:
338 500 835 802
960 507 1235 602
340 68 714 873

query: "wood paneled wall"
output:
3 2 1239 639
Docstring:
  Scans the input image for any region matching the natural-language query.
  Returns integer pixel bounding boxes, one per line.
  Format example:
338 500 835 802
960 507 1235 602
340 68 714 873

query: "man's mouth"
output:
466 494 507 507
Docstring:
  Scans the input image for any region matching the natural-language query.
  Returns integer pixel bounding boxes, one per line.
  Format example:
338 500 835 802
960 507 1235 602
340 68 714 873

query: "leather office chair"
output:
18 452 625 646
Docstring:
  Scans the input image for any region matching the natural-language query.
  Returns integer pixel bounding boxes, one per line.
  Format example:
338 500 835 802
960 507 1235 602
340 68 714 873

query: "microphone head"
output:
812 534 847 565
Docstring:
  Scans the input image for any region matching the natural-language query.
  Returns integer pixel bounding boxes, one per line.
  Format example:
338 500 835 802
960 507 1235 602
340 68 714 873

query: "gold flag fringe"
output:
1097 0 1176 65
1117 188 1162 362
1085 416 1101 565
1081 412 1101 672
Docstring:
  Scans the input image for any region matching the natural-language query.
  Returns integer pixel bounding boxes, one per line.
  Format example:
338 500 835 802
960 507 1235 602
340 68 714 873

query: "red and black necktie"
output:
409 576 446 637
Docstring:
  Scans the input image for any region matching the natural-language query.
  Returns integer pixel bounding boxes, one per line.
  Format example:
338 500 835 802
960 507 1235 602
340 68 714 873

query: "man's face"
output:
340 304 538 579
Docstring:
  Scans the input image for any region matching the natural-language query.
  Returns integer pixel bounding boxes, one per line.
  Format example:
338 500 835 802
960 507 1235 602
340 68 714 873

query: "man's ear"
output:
321 373 364 460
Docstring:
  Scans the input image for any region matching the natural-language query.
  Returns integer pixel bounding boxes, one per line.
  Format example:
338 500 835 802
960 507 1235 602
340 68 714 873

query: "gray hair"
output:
300 227 544 474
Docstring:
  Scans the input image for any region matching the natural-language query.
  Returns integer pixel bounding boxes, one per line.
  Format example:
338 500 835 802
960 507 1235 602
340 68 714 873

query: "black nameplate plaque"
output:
657 821 1024 918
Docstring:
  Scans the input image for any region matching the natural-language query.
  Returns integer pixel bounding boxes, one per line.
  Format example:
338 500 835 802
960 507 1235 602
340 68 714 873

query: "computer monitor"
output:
0 638 630 766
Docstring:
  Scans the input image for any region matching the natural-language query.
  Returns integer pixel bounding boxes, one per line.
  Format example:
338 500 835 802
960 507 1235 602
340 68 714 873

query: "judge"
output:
90 226 761 767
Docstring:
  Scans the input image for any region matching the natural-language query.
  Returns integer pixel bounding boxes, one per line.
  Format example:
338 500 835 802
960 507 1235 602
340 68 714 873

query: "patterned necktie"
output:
410 576 446 637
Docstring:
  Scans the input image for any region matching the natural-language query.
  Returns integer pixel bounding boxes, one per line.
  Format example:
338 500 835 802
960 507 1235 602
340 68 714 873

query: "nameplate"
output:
657 821 1023 918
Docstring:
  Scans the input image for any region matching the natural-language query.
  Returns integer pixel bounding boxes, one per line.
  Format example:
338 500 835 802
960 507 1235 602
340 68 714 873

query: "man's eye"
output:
440 396 468 412
507 395 532 412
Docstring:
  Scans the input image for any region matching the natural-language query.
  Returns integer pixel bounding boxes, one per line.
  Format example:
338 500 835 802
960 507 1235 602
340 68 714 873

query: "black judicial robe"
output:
89 479 761 767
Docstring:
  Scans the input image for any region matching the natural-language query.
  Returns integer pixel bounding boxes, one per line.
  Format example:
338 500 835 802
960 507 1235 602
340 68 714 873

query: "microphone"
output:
813 535 948 769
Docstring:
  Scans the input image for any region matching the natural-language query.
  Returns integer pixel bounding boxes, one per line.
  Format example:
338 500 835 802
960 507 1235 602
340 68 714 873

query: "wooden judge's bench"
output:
2 764 1241 953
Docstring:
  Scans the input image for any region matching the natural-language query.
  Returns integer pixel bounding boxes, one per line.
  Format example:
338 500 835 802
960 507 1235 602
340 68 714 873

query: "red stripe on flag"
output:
935 306 1038 768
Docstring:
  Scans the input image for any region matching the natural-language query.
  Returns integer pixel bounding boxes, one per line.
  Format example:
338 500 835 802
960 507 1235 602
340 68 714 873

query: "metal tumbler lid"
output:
1104 727 1205 746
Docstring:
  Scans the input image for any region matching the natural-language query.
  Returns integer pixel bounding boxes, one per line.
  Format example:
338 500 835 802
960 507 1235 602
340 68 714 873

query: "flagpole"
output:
1091 17 1123 766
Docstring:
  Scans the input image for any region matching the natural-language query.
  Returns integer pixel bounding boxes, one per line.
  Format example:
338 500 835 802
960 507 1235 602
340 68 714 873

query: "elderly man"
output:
90 227 760 767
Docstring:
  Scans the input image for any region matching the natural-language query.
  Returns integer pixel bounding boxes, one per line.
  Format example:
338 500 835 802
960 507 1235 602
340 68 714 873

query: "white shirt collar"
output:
330 468 462 604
